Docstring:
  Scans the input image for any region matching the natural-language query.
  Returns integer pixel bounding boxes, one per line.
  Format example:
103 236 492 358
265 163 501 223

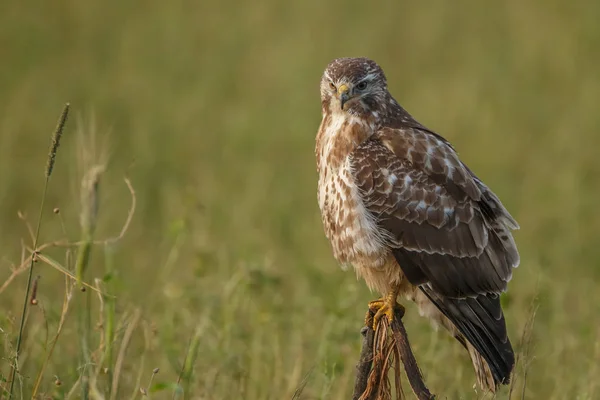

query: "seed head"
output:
45 103 70 178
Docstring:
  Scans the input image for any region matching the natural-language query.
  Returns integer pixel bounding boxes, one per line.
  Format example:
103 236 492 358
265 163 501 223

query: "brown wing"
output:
350 128 519 386
350 129 519 298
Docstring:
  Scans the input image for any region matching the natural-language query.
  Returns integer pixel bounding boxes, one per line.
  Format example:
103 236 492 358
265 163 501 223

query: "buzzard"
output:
315 57 520 392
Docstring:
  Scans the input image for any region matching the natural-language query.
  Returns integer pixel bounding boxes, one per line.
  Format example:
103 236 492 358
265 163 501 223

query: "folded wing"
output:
350 127 520 387
350 131 519 298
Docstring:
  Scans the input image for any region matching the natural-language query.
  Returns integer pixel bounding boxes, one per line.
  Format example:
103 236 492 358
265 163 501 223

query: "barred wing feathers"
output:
349 127 520 386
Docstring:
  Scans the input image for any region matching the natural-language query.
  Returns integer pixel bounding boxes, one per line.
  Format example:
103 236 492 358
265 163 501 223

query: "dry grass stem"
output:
128 324 154 400
0 175 135 299
516 303 538 400
31 275 76 397
35 253 108 295
8 102 70 399
107 177 136 243
17 211 35 243
110 309 142 400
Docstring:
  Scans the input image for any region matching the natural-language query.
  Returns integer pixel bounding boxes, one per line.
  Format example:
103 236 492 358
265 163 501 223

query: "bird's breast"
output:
317 157 388 268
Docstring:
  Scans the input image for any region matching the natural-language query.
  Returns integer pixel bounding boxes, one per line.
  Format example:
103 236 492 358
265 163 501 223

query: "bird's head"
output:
320 57 389 117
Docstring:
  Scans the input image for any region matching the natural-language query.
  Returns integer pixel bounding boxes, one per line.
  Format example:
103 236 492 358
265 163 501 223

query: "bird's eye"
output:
329 82 336 90
356 81 368 90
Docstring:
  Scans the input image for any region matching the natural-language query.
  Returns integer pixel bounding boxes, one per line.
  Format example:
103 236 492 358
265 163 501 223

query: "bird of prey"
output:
315 57 520 392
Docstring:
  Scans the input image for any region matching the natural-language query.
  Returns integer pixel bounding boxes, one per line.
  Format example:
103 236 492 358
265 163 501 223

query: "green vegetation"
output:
1 1 599 398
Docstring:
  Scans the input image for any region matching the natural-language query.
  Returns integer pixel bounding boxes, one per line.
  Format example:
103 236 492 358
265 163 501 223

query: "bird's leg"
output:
367 285 405 330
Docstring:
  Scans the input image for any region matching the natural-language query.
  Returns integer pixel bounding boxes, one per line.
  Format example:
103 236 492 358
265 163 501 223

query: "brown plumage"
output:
315 57 519 392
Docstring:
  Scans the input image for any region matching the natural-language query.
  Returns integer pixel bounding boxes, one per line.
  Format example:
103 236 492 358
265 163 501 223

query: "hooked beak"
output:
338 84 351 110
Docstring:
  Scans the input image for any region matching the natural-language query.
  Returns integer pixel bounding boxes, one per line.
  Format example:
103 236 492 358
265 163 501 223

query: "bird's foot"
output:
367 292 405 331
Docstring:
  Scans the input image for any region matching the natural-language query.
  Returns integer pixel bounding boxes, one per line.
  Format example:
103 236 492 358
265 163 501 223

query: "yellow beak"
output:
338 84 351 109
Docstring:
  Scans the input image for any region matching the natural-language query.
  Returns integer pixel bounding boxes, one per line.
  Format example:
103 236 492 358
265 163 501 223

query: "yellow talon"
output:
367 288 404 330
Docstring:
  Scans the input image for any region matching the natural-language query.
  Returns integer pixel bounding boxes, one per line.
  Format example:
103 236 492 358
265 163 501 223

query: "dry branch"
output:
390 308 434 400
352 308 435 400
353 324 376 400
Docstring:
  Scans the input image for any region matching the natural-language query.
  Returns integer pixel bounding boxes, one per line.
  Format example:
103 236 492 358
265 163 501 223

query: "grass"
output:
1 0 600 398
7 103 69 398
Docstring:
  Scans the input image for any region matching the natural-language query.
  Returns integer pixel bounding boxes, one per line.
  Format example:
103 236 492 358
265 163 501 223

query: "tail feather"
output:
419 285 514 391
466 342 496 392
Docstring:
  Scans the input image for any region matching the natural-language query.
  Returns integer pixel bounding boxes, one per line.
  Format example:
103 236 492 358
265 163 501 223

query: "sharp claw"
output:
367 295 405 330
372 305 394 330
365 288 404 330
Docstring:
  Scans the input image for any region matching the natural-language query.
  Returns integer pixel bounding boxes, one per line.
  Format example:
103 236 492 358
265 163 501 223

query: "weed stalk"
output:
8 103 70 399
76 165 103 399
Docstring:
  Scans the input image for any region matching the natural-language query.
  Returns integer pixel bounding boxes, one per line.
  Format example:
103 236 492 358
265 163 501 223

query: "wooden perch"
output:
390 308 435 400
352 309 435 400
352 324 376 400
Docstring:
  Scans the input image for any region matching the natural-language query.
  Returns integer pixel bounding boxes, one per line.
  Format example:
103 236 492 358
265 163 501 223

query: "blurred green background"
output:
1 0 599 398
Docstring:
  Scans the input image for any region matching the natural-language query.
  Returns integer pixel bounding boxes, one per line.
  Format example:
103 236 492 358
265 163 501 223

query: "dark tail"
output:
420 285 514 391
